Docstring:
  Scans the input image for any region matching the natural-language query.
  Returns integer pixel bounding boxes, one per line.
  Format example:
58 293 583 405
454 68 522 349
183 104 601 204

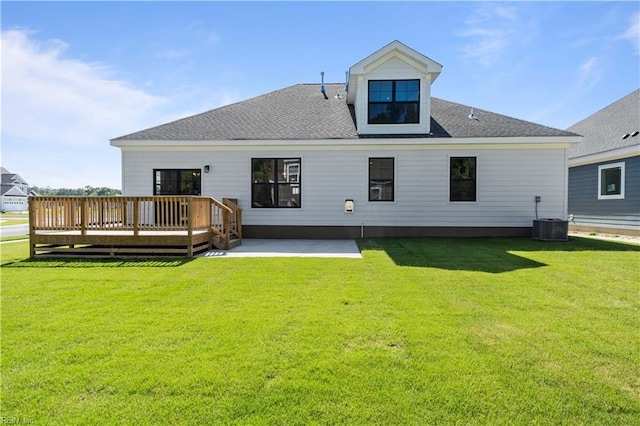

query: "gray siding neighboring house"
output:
1 167 30 212
567 89 640 235
112 41 581 239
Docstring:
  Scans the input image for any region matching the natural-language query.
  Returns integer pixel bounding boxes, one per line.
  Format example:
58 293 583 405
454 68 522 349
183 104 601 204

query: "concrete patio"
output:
199 239 362 258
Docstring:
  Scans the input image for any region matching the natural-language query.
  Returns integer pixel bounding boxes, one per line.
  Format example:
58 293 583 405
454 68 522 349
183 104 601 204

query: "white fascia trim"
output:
2 186 28 197
569 144 640 167
112 136 581 150
9 175 28 185
348 41 442 77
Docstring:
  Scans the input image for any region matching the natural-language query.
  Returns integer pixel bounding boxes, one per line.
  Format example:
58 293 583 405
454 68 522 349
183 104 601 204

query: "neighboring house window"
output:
154 169 201 195
252 158 301 208
450 157 476 202
598 162 625 200
368 80 420 124
369 158 394 201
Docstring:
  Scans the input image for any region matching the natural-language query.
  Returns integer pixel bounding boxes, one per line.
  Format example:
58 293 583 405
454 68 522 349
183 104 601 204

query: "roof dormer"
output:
346 41 442 136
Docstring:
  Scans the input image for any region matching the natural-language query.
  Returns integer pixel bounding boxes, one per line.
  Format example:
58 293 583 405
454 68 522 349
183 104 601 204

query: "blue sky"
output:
2 1 639 189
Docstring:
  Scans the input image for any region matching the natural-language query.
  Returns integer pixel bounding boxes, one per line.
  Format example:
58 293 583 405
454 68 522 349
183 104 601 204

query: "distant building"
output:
567 89 640 236
1 167 31 212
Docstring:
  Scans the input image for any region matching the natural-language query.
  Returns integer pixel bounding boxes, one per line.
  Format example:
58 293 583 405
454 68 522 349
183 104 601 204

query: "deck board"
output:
34 229 211 236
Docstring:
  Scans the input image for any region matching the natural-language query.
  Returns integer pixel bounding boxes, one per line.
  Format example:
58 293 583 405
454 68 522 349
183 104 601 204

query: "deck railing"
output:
29 195 242 249
223 198 243 240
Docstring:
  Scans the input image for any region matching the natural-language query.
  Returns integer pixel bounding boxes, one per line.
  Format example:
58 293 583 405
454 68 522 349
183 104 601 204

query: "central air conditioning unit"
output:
532 219 568 241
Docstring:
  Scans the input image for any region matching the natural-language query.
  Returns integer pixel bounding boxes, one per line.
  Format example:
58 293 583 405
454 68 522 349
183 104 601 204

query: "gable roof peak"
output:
347 41 442 105
349 40 442 76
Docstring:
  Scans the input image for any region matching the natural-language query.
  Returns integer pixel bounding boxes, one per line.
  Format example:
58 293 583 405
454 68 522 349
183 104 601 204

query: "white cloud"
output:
577 56 602 90
494 6 518 21
619 12 640 54
1 29 168 188
457 4 534 68
184 19 221 45
2 29 166 147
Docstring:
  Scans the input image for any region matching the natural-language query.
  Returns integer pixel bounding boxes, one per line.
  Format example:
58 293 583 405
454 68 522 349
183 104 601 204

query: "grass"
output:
1 238 639 424
0 212 29 227
0 235 29 243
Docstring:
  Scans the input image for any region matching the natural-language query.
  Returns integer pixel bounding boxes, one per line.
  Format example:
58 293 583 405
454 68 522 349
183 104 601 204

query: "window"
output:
252 158 301 208
368 80 419 124
154 169 201 195
598 162 625 200
369 158 394 201
450 157 476 202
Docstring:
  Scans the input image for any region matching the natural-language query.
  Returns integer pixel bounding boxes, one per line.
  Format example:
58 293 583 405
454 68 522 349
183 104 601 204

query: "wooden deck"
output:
29 196 242 258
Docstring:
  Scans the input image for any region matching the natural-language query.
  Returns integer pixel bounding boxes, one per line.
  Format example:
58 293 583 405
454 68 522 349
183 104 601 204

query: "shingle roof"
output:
429 98 577 138
114 84 357 141
567 89 640 159
1 168 23 185
1 184 27 197
112 83 577 142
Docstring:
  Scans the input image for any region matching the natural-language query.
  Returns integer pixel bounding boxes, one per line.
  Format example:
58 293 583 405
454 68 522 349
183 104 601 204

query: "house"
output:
567 89 640 236
111 41 580 239
1 167 30 212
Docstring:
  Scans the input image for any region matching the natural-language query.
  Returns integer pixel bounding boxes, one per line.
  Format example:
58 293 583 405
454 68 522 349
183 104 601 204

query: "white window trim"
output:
597 162 625 200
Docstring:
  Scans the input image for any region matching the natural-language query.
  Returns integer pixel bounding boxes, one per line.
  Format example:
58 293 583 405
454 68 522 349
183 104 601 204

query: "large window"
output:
598 162 625 200
252 158 301 208
369 158 394 201
368 80 420 124
450 157 476 202
154 169 201 195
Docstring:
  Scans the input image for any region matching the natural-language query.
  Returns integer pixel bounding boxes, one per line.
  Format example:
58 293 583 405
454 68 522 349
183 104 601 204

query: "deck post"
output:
81 197 88 236
28 196 36 259
206 198 212 250
187 197 194 256
223 208 230 250
187 197 193 237
123 199 128 231
133 198 140 236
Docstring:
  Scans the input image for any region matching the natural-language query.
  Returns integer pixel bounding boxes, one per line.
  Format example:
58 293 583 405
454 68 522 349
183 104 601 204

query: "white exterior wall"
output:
1 186 29 212
120 142 568 228
1 197 28 212
354 57 431 135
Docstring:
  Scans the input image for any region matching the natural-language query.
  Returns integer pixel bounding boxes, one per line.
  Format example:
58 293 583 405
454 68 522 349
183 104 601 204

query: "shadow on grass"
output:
3 257 194 268
358 237 639 273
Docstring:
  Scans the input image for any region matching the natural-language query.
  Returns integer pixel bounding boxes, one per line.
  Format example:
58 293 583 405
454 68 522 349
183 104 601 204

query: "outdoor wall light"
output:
204 165 210 173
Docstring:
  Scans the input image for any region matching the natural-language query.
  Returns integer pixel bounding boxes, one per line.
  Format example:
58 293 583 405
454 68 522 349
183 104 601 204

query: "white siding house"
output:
1 167 29 212
112 41 580 239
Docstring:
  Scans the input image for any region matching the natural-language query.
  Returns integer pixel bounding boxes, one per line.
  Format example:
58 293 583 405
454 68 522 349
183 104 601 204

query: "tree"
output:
28 186 122 196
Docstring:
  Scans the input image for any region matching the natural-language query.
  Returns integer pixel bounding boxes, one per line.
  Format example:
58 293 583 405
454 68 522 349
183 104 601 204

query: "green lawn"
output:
0 212 29 227
1 238 639 424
